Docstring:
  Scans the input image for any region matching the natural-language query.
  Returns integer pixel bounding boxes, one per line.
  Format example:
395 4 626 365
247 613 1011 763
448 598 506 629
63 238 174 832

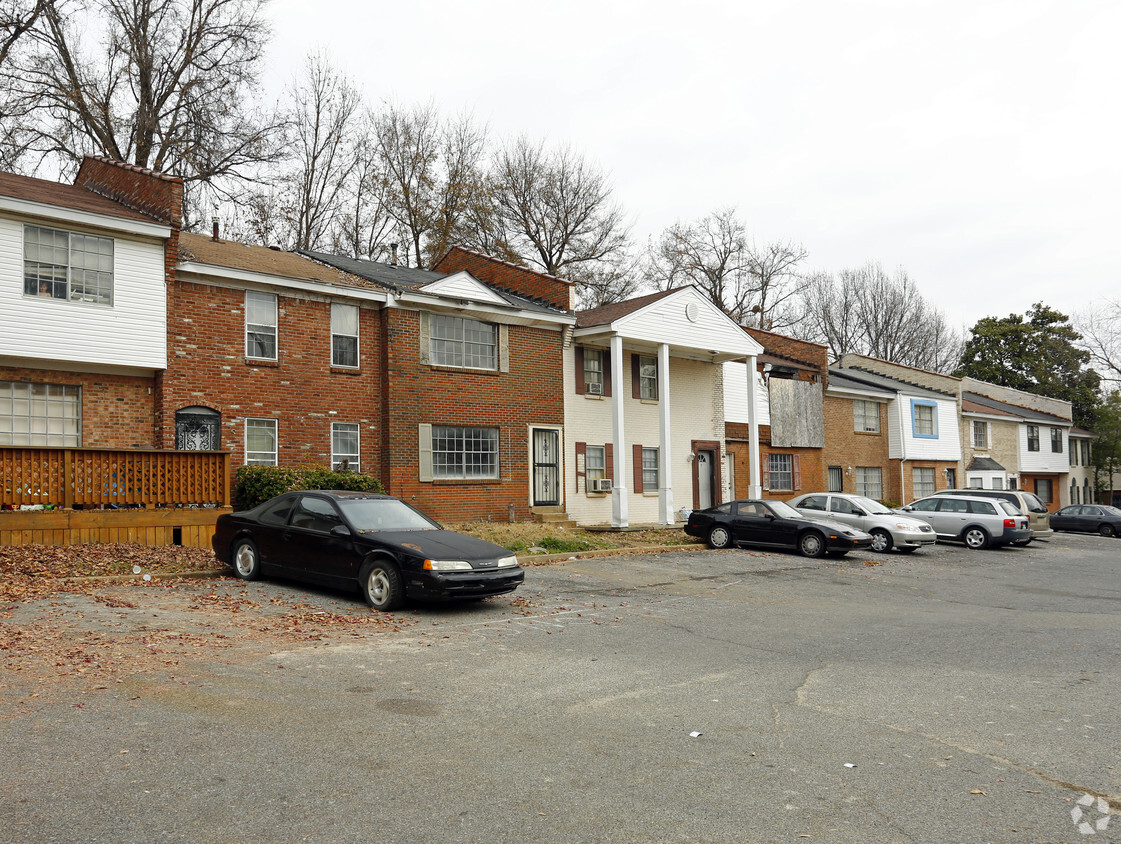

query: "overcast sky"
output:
265 0 1119 332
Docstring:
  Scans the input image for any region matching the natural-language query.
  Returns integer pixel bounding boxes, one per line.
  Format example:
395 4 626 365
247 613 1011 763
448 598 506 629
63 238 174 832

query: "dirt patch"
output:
448 521 692 555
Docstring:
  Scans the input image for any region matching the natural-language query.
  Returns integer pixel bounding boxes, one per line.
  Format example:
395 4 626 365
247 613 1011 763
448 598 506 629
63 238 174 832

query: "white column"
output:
610 333 628 527
657 342 674 524
745 354 762 498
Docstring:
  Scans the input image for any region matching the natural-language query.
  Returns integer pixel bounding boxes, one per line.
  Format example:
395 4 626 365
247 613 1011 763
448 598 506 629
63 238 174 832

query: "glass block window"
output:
432 426 499 479
245 418 277 465
913 467 936 498
246 291 278 359
972 420 987 448
638 355 658 400
584 349 604 394
827 466 843 492
768 453 793 491
24 225 114 305
854 400 880 433
1051 427 1063 453
331 422 360 472
431 315 497 369
1026 425 1040 452
855 467 882 499
642 447 659 490
331 303 359 367
0 381 81 446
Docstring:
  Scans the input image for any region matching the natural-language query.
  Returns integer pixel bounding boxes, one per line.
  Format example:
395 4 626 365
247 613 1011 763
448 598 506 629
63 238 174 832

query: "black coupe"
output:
212 491 524 610
685 499 873 557
1049 504 1121 537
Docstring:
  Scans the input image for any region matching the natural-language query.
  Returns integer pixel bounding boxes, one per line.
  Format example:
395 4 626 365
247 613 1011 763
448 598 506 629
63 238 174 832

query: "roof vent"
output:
390 242 398 266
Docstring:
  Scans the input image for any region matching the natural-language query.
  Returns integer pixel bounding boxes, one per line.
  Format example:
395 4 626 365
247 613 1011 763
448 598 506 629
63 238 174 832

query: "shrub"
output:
233 465 384 511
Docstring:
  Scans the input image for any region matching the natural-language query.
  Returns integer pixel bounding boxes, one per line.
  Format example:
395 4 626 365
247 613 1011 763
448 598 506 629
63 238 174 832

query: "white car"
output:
787 492 937 553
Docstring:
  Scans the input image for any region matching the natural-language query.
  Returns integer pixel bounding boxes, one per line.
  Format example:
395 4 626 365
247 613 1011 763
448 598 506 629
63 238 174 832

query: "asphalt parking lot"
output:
2 532 1119 843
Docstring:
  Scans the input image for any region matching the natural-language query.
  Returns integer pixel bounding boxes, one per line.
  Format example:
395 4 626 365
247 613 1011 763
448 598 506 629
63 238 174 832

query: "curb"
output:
61 568 233 584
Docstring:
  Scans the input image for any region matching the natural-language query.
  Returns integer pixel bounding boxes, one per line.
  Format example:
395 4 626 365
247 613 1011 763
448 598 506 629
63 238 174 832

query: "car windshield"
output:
337 498 441 532
852 496 892 514
998 501 1021 516
1021 492 1047 512
766 500 804 519
1102 506 1121 517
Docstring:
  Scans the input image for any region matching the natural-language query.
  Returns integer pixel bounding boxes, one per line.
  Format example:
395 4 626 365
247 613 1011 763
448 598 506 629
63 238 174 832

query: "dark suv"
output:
931 489 1052 542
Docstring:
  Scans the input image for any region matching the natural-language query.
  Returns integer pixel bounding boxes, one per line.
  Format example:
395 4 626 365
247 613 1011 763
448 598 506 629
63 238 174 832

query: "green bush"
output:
233 465 384 511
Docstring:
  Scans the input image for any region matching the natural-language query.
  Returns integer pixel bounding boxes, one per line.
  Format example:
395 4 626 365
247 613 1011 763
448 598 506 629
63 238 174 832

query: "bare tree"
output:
422 112 488 266
332 114 396 261
0 0 46 67
797 269 863 360
1077 299 1121 386
373 101 440 267
745 239 808 329
1 0 284 195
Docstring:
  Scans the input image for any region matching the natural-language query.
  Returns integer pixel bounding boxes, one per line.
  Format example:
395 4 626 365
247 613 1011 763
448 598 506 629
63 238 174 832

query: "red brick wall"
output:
725 421 825 500
744 327 830 389
158 280 386 480
74 157 183 227
380 308 566 523
0 365 157 449
822 394 898 501
434 247 573 312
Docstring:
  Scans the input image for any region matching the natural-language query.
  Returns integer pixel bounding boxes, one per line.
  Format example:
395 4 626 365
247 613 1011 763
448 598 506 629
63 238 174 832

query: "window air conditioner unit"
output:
592 478 613 493
586 381 603 395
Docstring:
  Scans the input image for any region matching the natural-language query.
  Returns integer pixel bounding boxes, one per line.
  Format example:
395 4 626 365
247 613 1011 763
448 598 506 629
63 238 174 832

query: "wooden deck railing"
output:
1 446 230 509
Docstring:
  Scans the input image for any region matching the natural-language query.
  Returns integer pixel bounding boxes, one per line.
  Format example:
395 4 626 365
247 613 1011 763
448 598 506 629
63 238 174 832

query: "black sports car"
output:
212 491 523 610
1049 504 1121 537
685 499 873 557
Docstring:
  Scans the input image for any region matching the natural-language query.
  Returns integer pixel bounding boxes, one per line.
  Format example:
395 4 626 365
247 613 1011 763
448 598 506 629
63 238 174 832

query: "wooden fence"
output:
1 446 231 548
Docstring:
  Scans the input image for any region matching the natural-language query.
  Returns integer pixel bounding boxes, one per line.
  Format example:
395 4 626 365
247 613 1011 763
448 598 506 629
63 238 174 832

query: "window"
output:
768 453 793 491
584 349 604 394
331 303 359 367
431 315 497 369
911 400 937 438
245 418 277 465
175 406 220 451
432 425 499 479
972 420 987 449
968 500 997 515
331 422 360 472
245 291 278 359
1071 478 1079 505
1070 441 1079 466
1051 427 1063 454
1083 479 1092 504
968 476 984 488
1081 440 1090 465
0 381 81 446
827 466 843 492
642 447 659 490
638 355 658 400
291 496 344 533
586 445 606 488
853 400 880 433
855 467 882 499
912 467 936 498
946 468 956 488
800 494 828 511
1026 425 1040 452
1034 477 1052 504
24 224 114 305
991 476 1003 490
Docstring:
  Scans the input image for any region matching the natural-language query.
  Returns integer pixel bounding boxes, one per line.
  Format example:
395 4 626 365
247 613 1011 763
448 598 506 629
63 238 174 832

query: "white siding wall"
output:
722 361 769 426
0 214 167 369
617 288 760 354
898 395 962 461
564 347 722 525
1019 423 1070 473
887 399 902 460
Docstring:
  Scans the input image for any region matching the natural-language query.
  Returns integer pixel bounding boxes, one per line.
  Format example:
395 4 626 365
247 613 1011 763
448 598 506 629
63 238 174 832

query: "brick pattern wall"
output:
822 394 898 501
73 157 184 226
744 327 830 390
433 247 573 312
725 421 825 500
0 364 157 449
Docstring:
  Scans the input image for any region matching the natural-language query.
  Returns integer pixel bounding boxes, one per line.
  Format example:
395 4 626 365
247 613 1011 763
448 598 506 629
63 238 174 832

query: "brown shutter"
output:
631 353 641 399
761 454 771 491
603 349 612 397
793 454 802 490
575 347 586 394
605 443 614 482
633 444 644 493
575 441 586 492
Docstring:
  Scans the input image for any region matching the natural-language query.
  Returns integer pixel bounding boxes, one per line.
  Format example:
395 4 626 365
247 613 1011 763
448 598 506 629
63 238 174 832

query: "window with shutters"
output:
972 420 987 448
638 355 657 400
642 447 659 490
584 349 604 394
586 446 606 488
768 453 793 491
430 425 499 479
431 315 497 369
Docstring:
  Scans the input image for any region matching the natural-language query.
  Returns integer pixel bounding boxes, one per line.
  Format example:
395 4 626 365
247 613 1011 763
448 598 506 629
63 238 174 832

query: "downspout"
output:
898 394 908 503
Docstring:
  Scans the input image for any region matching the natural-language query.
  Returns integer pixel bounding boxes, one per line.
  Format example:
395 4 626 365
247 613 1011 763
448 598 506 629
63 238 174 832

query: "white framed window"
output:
972 420 987 449
586 446 606 485
638 355 658 400
1051 427 1063 453
991 476 1004 490
913 467 936 498
642 447 659 489
912 401 937 437
853 400 880 433
584 349 604 394
245 418 278 465
432 425 499 479
855 467 882 499
24 224 114 306
769 453 793 491
0 381 81 446
331 303 359 367
331 422 360 472
431 315 497 369
245 291 278 360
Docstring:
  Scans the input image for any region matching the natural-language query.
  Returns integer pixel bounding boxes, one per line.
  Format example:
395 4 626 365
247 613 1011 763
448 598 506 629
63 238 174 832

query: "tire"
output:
231 537 261 580
708 525 733 549
798 531 826 558
360 559 404 611
1099 524 1114 537
870 529 893 553
962 527 990 550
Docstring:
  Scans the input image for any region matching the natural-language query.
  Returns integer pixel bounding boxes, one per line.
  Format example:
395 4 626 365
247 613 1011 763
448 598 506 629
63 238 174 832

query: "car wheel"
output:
1097 523 1114 537
360 559 404 611
231 538 261 580
798 531 826 558
870 529 893 553
962 527 990 550
708 525 733 549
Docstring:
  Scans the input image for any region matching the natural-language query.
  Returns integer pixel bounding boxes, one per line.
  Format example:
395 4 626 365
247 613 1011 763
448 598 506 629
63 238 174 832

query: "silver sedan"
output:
787 492 937 553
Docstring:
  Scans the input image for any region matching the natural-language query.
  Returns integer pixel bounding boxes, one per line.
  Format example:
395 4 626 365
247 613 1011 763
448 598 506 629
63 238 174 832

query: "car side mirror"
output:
853 509 866 516
330 524 352 537
900 505 913 512
765 513 775 520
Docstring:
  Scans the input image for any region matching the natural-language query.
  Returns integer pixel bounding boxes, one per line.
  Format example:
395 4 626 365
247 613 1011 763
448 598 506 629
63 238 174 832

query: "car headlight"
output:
496 555 519 568
423 559 473 571
895 523 911 530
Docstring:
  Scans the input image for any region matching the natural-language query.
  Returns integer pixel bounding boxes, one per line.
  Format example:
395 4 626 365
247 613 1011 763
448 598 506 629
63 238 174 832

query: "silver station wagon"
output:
787 492 936 553
896 494 1031 549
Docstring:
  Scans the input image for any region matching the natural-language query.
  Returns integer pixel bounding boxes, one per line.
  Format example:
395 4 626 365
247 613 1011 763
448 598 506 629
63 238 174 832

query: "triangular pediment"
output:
419 271 508 306
606 287 764 357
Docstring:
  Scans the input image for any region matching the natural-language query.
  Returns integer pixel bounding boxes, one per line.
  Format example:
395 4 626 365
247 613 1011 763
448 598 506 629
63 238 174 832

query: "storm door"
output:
531 428 560 506
175 406 221 450
697 450 715 509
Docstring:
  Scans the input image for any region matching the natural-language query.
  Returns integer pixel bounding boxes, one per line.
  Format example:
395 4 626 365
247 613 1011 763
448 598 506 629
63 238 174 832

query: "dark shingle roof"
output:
962 391 1069 424
837 367 954 399
827 369 896 396
967 456 1006 472
576 288 679 328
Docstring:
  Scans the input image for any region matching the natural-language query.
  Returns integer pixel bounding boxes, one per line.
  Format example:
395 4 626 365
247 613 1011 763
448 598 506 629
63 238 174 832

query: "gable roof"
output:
838 366 956 400
576 288 678 328
180 234 380 290
962 391 1069 425
967 456 1006 472
0 170 160 225
433 246 574 312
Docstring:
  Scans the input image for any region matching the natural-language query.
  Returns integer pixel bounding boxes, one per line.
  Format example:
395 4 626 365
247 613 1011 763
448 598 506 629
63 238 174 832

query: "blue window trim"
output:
910 399 939 439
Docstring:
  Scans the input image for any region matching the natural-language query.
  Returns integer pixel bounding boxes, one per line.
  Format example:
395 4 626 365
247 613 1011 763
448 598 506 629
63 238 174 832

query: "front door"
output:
697 450 716 509
531 429 560 506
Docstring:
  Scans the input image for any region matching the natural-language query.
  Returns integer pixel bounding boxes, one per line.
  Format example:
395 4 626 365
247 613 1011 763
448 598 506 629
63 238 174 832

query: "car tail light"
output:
1004 518 1016 528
